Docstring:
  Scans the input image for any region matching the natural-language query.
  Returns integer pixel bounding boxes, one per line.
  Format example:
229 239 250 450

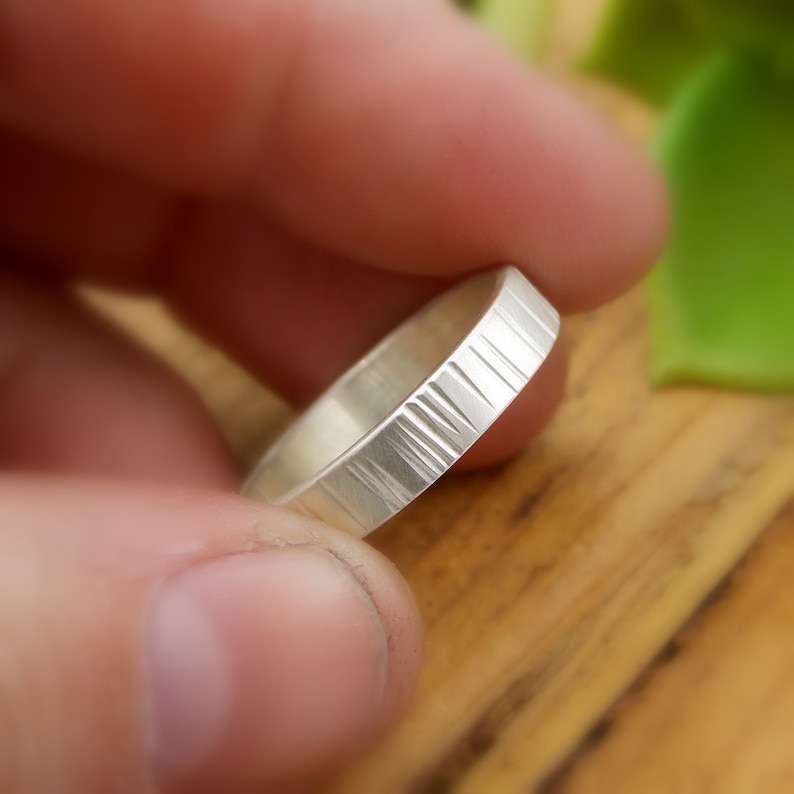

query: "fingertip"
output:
439 41 671 313
255 5 669 312
146 521 423 790
0 481 423 792
544 141 670 314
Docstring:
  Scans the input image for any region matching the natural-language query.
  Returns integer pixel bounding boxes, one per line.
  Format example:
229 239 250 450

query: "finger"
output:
162 205 568 470
0 131 447 398
0 478 422 791
162 203 570 469
0 0 666 310
0 128 174 286
162 204 448 404
0 267 234 485
0 141 562 469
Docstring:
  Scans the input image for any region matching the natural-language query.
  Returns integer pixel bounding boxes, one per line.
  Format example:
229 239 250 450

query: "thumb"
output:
0 477 422 793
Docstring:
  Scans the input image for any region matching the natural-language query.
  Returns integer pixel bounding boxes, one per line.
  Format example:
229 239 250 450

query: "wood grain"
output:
546 499 794 794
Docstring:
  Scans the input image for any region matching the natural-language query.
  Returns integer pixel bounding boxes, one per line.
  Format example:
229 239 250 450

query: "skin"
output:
0 0 667 791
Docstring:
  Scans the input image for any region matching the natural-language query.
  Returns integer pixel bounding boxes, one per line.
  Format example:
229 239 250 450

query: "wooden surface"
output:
99 2 794 791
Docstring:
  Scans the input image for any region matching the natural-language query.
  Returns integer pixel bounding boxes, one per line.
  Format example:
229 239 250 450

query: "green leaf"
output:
580 0 714 105
683 0 794 73
470 0 556 62
647 54 794 391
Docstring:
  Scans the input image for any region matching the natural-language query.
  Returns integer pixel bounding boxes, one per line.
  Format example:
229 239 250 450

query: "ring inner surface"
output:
255 271 497 501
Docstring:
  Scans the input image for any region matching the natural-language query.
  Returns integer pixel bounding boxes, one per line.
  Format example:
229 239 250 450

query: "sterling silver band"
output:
242 265 560 537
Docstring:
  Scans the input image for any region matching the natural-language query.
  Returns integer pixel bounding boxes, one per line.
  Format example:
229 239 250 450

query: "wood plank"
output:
545 499 794 793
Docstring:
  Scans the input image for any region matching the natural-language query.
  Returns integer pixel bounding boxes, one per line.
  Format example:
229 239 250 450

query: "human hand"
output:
0 0 667 791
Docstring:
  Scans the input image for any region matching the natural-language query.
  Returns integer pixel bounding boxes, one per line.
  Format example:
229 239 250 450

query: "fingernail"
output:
146 546 388 786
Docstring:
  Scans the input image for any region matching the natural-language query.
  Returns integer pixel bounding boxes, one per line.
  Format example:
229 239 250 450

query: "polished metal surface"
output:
242 266 560 537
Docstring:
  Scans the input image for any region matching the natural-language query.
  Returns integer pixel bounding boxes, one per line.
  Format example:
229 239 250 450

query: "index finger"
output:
0 0 666 310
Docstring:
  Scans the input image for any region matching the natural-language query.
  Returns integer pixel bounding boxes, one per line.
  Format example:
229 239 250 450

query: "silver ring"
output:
242 265 560 537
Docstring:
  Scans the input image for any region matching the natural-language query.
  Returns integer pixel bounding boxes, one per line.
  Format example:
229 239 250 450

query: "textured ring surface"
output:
242 265 560 537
